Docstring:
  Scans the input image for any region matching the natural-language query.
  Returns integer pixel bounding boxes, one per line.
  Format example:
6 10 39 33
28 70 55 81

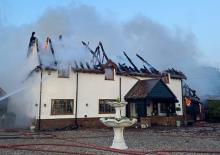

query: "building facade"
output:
29 64 185 130
26 34 186 129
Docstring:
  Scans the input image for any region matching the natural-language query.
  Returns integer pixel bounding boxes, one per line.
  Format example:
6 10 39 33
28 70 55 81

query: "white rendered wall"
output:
40 70 76 119
36 70 183 120
77 72 120 118
166 75 183 115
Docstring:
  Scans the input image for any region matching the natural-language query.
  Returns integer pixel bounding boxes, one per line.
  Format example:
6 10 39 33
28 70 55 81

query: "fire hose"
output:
1 142 220 154
0 130 220 154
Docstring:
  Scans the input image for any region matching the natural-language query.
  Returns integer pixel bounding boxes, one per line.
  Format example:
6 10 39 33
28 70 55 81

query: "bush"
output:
207 100 220 122
175 107 181 111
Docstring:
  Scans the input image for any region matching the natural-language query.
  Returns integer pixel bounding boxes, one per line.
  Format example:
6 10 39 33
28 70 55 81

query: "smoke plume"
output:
0 4 219 127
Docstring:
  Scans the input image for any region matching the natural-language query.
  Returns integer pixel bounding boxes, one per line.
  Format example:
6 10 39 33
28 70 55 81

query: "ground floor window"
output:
99 99 116 114
160 103 167 113
51 99 74 115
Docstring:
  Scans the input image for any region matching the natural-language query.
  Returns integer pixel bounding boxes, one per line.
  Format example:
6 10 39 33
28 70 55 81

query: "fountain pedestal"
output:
112 127 127 149
100 101 137 150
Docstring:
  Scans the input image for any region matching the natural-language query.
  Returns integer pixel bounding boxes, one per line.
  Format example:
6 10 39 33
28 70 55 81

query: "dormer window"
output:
105 68 114 80
162 73 169 84
58 68 69 78
102 59 117 80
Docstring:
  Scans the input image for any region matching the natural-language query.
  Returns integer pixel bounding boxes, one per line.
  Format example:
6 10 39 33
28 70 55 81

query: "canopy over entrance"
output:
125 79 178 119
125 79 177 102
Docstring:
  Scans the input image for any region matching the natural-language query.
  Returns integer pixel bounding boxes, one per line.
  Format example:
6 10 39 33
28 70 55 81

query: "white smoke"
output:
0 4 219 127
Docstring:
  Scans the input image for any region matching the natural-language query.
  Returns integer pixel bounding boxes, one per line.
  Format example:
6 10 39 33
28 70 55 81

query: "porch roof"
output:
124 79 177 102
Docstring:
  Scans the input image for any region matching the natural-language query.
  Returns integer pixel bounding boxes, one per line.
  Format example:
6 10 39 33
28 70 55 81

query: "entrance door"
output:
152 102 158 116
136 102 146 118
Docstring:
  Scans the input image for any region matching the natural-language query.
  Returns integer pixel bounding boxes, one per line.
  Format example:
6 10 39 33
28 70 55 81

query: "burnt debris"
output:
165 68 187 79
45 37 57 65
136 53 160 74
27 32 39 57
99 41 109 61
123 51 139 73
183 83 199 101
82 41 102 68
26 34 186 79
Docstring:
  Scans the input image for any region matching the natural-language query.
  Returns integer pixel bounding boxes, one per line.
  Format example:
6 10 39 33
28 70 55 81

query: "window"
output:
161 73 169 83
58 68 69 78
105 68 114 80
160 103 167 113
51 99 73 115
99 99 116 114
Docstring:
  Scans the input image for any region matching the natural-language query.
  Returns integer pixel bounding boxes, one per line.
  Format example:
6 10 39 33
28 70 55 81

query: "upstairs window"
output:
105 68 114 80
99 99 116 114
58 68 69 78
162 73 169 84
51 99 73 115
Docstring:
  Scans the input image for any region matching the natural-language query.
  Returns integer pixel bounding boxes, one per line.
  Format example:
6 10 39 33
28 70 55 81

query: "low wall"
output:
140 116 183 127
35 116 183 130
36 117 106 130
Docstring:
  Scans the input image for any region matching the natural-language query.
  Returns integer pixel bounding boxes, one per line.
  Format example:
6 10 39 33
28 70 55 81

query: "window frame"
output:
99 99 116 114
58 68 70 78
104 68 114 80
159 103 167 113
51 99 74 115
161 73 169 84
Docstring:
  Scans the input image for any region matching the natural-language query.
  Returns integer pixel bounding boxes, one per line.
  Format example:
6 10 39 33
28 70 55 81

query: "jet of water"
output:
0 87 27 102
0 70 53 102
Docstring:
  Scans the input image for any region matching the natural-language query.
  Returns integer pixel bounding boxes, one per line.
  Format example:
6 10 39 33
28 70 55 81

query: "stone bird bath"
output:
100 101 137 150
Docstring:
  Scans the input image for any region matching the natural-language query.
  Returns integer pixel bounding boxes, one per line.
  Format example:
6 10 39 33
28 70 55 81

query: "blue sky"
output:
1 0 220 67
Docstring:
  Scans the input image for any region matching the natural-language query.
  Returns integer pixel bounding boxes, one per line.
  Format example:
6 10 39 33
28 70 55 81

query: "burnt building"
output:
25 33 187 129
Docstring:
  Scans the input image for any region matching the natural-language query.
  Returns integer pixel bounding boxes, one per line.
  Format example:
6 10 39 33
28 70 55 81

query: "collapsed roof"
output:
163 68 187 80
183 83 200 102
26 32 186 79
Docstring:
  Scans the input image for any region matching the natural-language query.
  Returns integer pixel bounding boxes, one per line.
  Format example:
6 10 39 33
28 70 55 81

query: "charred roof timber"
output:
123 51 139 73
82 41 101 67
45 37 57 65
165 68 187 79
81 41 110 70
136 53 160 74
27 32 39 57
26 34 186 80
86 62 91 69
99 41 109 61
80 62 85 69
183 83 200 101
118 63 130 72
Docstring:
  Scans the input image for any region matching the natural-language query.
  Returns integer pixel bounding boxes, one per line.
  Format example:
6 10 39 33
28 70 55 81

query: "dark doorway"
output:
136 101 146 118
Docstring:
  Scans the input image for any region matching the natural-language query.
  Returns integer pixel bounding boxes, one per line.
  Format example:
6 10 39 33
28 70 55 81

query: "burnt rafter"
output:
118 63 129 72
27 32 39 57
82 41 110 68
80 62 85 69
183 83 200 101
123 51 139 73
136 53 160 74
82 41 101 67
86 62 91 69
99 41 109 61
74 61 79 69
82 41 95 54
94 45 103 63
46 37 57 65
166 68 186 79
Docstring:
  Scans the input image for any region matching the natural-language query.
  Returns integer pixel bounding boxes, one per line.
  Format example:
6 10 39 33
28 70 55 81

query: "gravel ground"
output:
0 123 219 155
